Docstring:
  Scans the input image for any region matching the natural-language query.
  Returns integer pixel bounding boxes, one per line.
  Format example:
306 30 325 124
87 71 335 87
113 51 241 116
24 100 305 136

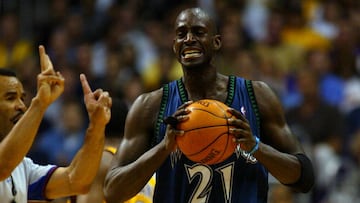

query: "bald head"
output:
175 8 217 34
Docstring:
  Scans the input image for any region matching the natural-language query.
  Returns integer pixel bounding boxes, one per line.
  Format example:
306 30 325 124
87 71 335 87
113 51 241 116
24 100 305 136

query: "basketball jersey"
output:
152 76 268 203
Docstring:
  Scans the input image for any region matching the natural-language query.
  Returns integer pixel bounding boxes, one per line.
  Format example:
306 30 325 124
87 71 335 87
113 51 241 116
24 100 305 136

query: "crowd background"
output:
1 0 360 202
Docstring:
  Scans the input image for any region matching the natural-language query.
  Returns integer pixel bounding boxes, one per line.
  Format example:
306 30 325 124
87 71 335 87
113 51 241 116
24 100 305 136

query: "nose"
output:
184 32 195 43
15 99 27 112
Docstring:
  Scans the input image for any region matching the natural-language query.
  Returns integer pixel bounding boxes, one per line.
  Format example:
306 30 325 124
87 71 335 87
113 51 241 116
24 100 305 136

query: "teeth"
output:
184 50 199 54
184 52 201 58
183 50 201 58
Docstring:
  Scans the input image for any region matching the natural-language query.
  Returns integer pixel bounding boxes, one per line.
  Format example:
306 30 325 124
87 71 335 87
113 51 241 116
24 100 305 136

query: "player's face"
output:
0 76 27 141
173 10 220 68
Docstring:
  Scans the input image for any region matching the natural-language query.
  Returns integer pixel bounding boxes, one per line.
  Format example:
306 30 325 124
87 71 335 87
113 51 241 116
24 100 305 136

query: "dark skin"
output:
104 8 305 203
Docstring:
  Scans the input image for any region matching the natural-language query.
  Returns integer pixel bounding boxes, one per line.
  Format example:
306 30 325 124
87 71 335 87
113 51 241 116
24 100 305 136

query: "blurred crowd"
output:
1 0 360 202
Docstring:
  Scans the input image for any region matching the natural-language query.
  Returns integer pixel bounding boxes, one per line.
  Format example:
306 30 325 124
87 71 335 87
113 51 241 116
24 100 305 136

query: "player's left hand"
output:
227 108 257 152
80 74 112 126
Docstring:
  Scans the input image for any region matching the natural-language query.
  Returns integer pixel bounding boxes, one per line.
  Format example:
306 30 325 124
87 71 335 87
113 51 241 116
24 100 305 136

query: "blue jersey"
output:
152 76 268 203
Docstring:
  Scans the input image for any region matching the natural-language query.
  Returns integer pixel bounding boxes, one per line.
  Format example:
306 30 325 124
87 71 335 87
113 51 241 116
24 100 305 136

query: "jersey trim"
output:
153 84 170 146
176 78 188 103
225 75 236 106
245 80 261 135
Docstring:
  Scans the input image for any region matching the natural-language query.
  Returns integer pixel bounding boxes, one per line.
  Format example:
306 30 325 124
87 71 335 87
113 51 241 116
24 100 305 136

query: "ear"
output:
173 39 176 54
213 35 221 51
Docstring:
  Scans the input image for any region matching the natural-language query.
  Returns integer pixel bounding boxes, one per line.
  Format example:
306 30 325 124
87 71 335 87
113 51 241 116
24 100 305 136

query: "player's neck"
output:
183 72 228 101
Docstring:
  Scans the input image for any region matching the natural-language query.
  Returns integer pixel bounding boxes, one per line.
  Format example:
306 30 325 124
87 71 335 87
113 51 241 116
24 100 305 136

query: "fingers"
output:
177 101 193 111
38 45 55 74
91 89 112 107
172 101 193 118
80 74 93 95
164 116 178 128
227 108 247 122
38 74 65 84
97 91 112 108
39 45 46 72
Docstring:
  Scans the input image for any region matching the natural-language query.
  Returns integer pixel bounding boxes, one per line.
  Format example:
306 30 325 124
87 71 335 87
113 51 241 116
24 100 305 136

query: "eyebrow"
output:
3 91 26 98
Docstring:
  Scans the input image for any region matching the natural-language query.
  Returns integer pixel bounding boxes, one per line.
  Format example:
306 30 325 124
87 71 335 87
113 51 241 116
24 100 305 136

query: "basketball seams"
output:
212 100 231 119
176 99 237 165
183 125 229 132
190 108 226 119
187 131 233 165
185 132 228 156
212 101 233 138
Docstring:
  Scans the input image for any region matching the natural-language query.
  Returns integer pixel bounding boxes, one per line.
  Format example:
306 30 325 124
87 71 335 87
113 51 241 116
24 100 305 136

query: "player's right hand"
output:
35 45 65 108
163 101 192 151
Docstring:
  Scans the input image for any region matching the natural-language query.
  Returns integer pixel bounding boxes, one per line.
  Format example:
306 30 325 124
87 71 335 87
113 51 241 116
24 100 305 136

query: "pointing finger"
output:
80 73 92 94
39 45 54 74
39 45 46 72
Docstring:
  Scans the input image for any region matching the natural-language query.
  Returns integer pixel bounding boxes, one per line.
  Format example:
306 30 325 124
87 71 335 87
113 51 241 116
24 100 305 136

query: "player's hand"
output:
36 45 64 108
80 74 112 126
227 108 257 152
163 101 192 151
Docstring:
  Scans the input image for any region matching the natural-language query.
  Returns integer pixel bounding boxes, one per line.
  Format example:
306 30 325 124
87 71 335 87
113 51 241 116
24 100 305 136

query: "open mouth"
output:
182 49 202 59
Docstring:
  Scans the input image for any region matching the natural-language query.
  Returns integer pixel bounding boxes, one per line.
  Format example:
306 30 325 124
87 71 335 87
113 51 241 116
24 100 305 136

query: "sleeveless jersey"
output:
152 76 268 203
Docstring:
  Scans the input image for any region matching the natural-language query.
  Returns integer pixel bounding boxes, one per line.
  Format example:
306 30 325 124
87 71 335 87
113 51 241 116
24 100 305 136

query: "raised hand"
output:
36 45 64 107
80 74 112 126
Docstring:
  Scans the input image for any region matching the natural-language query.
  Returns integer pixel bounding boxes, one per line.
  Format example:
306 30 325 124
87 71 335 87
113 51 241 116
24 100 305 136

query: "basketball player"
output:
104 8 314 203
0 45 112 202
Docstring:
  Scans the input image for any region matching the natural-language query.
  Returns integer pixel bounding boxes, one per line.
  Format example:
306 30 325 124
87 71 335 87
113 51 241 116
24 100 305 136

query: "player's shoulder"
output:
127 88 164 123
133 88 164 108
250 80 285 119
249 80 277 99
249 80 271 90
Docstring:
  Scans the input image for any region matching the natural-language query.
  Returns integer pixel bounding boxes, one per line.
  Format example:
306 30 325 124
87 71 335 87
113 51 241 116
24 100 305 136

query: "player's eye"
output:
6 96 16 101
195 29 206 37
177 31 186 38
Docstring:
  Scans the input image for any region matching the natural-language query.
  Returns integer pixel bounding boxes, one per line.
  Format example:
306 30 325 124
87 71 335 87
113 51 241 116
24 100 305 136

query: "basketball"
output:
176 99 237 165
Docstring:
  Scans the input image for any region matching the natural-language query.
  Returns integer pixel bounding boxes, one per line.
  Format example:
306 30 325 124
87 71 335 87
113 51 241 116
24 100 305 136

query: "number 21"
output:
185 162 234 203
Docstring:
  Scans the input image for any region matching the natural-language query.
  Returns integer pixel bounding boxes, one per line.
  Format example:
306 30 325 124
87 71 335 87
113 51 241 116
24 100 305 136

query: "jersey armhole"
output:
152 84 169 147
245 79 261 136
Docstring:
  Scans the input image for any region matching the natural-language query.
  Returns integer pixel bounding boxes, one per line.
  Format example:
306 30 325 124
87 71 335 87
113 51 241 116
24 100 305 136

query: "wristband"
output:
284 153 314 192
247 136 259 155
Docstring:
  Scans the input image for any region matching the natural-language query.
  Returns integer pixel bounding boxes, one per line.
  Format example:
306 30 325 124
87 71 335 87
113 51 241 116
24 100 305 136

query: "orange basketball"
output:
176 99 237 165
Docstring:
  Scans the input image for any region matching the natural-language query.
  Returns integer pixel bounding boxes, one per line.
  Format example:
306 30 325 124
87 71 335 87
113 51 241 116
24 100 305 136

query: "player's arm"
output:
0 45 64 180
252 81 314 192
76 150 114 203
104 90 183 203
44 74 112 198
